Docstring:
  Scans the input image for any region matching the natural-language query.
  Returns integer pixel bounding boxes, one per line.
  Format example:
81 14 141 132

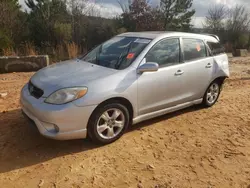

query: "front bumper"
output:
20 84 97 140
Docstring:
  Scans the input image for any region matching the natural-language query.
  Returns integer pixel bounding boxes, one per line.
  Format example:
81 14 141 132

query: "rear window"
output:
207 41 225 55
183 38 207 61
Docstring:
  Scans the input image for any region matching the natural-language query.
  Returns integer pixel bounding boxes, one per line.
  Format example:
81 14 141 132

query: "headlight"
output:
45 87 88 105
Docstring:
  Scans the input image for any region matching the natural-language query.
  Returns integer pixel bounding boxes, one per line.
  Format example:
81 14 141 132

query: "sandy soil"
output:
0 57 250 188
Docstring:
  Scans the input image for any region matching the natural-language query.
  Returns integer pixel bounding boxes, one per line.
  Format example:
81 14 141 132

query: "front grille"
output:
28 81 44 99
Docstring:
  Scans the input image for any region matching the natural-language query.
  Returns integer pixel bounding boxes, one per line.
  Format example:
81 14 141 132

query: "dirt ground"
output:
0 57 250 188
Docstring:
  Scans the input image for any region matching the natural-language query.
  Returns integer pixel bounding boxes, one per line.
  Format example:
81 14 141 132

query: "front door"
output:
137 38 186 116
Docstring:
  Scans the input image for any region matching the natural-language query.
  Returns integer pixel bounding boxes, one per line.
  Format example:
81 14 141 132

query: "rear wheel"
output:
202 81 221 107
87 103 129 144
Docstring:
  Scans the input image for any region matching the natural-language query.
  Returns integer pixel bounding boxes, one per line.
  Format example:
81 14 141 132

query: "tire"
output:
202 81 222 107
87 102 130 145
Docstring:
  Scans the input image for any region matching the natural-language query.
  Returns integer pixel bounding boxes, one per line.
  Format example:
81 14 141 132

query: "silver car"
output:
21 32 229 144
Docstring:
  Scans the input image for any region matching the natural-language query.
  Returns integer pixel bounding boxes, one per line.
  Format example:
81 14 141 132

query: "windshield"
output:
81 36 151 70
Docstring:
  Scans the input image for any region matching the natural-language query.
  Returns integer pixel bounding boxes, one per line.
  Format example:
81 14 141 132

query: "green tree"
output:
226 5 250 49
160 0 195 31
203 5 228 43
119 0 164 32
84 17 116 50
203 5 227 34
0 0 25 50
67 0 88 47
25 0 70 47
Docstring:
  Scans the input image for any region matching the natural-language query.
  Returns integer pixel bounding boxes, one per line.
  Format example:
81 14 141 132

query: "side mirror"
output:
137 62 159 73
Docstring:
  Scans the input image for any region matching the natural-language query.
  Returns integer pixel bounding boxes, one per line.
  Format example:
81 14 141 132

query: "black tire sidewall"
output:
87 103 130 144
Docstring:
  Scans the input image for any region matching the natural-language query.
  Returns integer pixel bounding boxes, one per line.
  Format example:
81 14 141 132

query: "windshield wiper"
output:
115 42 133 69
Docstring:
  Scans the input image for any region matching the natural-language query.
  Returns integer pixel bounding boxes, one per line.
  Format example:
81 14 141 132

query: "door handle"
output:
175 70 184 76
206 63 212 68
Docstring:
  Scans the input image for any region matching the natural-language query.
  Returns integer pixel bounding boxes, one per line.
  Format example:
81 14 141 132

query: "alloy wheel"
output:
206 83 220 104
96 108 125 140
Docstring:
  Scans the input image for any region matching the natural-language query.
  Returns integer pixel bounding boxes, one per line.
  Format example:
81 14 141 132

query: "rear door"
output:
179 38 214 101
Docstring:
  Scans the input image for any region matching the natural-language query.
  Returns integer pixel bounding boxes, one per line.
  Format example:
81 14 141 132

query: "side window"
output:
207 41 225 55
145 38 180 67
183 38 207 61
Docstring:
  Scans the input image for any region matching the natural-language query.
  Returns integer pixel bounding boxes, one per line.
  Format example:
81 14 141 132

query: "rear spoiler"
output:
202 34 220 41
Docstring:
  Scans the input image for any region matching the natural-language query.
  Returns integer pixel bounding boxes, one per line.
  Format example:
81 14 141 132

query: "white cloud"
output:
19 0 28 10
192 16 206 28
87 3 123 18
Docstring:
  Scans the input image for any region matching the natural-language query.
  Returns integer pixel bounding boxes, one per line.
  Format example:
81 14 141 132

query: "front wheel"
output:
87 103 130 145
202 81 221 107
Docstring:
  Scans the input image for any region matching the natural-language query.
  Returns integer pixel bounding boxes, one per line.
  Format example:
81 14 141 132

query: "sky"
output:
18 0 250 28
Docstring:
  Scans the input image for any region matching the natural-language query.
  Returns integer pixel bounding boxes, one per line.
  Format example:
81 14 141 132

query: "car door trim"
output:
133 98 203 124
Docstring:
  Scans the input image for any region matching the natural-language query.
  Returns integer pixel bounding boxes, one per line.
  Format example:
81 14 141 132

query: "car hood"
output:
30 59 117 97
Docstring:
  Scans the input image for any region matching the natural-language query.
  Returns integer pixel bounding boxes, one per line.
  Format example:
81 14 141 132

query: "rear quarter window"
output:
206 41 225 55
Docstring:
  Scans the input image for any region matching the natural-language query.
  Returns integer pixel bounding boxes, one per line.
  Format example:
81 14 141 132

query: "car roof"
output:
118 31 219 42
118 31 169 39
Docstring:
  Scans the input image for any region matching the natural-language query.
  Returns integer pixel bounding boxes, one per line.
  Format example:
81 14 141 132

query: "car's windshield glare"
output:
81 36 151 70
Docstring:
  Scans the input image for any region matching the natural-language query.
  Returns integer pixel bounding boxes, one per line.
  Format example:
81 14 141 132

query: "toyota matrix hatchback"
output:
21 32 229 144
